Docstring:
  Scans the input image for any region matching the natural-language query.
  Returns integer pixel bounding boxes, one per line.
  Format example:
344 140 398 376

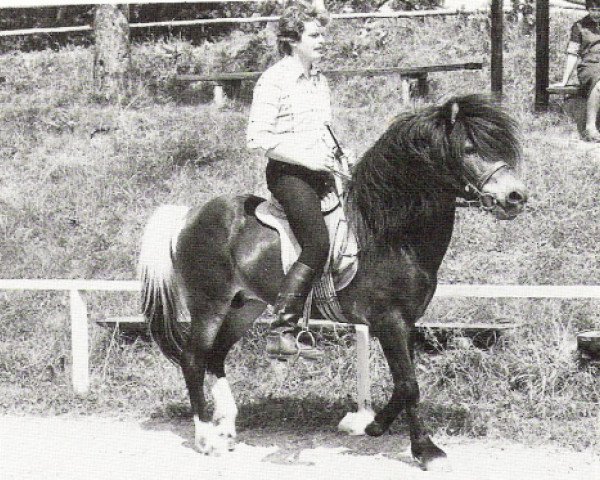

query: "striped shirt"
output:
570 15 600 61
246 55 335 160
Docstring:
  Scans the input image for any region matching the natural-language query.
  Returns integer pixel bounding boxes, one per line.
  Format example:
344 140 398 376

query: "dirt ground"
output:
1 416 598 480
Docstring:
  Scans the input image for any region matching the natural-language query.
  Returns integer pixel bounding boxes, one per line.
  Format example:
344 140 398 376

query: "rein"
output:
329 161 511 211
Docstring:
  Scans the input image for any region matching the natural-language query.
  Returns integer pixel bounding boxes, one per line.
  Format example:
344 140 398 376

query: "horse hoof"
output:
223 433 236 452
421 455 452 472
195 436 231 456
194 418 232 456
364 420 385 437
196 441 221 456
338 409 375 436
415 445 450 472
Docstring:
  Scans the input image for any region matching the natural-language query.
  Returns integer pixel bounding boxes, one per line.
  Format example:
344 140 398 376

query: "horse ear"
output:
450 103 459 125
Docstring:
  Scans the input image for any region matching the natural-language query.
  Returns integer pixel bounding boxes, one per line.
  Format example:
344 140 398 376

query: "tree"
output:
93 4 130 102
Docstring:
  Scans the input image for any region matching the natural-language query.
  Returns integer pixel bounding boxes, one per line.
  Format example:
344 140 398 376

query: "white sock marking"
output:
211 378 238 446
338 408 376 436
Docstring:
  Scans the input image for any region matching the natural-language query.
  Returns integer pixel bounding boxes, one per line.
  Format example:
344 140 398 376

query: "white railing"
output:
0 279 138 395
1 279 599 396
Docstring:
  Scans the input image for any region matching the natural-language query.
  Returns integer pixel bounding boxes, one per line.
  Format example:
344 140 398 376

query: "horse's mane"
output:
347 94 521 249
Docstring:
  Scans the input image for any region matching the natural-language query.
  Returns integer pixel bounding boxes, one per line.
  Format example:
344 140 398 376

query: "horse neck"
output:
347 186 457 275
399 198 457 274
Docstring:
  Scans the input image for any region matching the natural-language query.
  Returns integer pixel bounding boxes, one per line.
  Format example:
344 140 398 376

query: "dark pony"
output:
139 94 527 470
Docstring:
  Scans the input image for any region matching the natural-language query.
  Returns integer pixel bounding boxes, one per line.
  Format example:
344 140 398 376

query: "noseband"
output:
462 161 510 210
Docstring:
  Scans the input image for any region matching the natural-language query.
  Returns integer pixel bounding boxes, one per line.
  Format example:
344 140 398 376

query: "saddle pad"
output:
255 198 358 291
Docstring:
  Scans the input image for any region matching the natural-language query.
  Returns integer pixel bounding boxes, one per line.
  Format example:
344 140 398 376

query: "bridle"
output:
328 158 512 211
460 160 511 211
449 108 513 211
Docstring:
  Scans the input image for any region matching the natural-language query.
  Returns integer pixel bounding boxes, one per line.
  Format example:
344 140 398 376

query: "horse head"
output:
444 95 528 220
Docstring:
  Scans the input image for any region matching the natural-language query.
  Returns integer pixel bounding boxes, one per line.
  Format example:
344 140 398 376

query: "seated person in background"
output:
557 0 600 142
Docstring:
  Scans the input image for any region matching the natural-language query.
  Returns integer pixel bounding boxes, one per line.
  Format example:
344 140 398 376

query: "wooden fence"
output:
1 278 599 396
0 7 471 38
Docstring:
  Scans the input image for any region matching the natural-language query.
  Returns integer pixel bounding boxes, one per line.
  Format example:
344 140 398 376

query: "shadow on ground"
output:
140 396 422 468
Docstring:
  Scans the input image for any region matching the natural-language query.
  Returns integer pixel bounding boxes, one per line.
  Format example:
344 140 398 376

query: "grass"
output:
0 12 598 453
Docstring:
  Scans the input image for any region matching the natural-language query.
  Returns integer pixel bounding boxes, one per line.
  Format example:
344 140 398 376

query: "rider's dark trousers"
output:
266 159 332 274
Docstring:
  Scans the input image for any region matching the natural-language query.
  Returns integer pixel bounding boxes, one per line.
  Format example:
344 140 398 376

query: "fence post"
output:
70 289 89 395
354 325 372 411
490 0 504 100
535 0 550 111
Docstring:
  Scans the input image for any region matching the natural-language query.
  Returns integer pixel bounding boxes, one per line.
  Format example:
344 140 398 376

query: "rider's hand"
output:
342 148 357 168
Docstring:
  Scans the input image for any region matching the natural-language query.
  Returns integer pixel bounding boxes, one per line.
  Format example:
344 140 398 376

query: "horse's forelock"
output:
448 95 521 168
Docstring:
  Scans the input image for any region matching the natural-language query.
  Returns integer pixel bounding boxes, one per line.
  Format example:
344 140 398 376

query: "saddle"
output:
255 193 359 323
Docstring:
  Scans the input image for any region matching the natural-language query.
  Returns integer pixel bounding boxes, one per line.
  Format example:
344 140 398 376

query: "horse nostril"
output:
507 190 526 205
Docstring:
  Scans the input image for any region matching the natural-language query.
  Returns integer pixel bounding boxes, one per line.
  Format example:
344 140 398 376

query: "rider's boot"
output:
267 262 322 360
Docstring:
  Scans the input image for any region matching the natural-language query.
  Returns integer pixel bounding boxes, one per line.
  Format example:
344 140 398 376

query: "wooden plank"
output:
415 320 517 349
0 25 92 37
0 6 468 37
325 62 483 77
547 84 581 95
435 284 600 298
2 279 600 298
70 290 89 395
0 279 139 291
175 62 483 83
6 1 271 7
415 320 517 331
99 316 517 332
99 315 145 324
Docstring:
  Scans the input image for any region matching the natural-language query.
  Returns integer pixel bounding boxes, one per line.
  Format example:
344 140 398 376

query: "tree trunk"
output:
93 5 130 103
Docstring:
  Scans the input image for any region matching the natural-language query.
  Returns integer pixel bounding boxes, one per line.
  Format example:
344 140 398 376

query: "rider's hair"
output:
277 2 329 56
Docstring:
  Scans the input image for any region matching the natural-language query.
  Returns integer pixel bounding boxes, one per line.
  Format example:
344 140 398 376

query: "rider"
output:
247 3 343 359
557 0 600 142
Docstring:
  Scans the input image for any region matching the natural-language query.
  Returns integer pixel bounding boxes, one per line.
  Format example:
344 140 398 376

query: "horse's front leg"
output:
367 315 449 471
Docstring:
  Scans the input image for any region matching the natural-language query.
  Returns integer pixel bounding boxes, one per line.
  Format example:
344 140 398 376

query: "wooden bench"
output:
547 84 583 98
416 319 517 350
175 61 483 106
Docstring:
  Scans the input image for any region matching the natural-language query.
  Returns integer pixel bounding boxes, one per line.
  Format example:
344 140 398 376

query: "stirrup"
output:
266 330 323 361
295 330 316 351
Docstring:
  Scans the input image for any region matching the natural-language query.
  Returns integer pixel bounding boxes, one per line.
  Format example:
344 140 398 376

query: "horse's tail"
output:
138 204 190 366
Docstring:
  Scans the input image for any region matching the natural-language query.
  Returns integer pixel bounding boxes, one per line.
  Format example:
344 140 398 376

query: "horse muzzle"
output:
485 180 528 220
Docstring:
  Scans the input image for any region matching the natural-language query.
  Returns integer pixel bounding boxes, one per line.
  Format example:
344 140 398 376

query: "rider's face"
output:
291 21 325 65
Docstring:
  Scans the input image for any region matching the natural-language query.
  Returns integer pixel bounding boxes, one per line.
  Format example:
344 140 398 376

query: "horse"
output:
139 94 527 471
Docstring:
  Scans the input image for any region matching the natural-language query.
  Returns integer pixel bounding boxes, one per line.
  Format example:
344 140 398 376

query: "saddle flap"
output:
255 198 358 292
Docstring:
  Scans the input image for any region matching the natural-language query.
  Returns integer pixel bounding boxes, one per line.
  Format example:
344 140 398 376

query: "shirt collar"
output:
283 55 321 80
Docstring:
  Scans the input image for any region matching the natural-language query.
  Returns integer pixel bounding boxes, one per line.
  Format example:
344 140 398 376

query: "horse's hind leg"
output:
181 302 229 455
204 322 240 452
205 299 267 452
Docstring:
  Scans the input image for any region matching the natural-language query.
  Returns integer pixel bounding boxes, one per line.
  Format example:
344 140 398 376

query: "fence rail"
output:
2 279 600 297
2 278 600 396
0 8 469 38
6 0 271 7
